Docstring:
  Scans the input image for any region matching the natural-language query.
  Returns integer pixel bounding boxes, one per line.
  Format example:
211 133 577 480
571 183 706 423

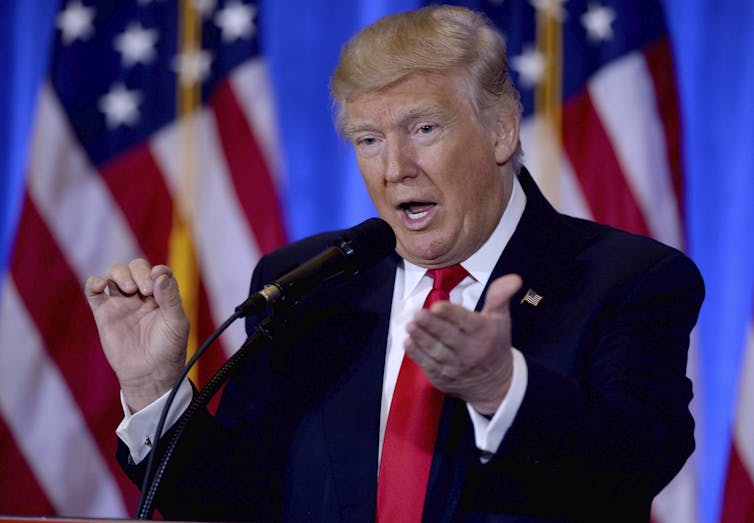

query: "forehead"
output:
343 71 473 133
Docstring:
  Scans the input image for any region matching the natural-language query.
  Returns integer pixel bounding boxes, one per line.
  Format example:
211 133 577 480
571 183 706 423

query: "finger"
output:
404 330 445 369
481 274 523 316
411 306 471 347
151 266 187 327
128 258 154 295
426 301 477 333
406 317 456 363
84 275 108 307
105 263 138 294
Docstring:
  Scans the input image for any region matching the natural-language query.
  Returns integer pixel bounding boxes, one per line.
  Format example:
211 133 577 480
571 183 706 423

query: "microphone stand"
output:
135 312 275 520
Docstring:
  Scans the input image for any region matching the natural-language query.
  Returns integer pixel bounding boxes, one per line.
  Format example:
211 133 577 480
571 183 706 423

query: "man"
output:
86 5 704 522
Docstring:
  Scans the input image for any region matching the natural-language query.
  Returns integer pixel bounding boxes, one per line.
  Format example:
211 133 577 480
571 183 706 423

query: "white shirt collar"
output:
399 174 527 299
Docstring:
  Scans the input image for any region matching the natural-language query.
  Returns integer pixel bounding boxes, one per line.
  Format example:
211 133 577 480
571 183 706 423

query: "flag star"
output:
57 1 96 44
511 46 547 88
172 49 214 86
114 23 159 67
581 3 616 42
192 0 217 18
529 0 568 22
99 83 142 129
214 1 257 43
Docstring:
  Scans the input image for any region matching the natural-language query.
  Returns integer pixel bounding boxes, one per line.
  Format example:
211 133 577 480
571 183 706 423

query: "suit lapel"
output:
477 169 586 335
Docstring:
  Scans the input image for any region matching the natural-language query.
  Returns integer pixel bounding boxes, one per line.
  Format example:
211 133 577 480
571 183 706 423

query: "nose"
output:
384 135 418 183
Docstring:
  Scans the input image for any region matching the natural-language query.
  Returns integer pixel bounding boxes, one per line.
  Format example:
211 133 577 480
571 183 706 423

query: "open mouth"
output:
400 201 435 221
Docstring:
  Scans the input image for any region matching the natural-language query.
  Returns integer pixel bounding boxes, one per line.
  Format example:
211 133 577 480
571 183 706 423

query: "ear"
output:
492 107 520 165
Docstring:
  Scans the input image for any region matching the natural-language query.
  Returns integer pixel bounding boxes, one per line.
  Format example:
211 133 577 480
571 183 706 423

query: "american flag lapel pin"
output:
520 289 543 307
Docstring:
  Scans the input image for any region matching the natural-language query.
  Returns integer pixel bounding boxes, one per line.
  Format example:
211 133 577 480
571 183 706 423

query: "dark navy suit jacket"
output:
119 169 704 522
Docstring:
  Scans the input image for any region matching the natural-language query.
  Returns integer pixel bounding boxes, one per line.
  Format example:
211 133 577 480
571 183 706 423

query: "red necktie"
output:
377 264 469 522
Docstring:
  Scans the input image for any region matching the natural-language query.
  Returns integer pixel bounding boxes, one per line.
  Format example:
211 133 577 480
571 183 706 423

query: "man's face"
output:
344 71 518 268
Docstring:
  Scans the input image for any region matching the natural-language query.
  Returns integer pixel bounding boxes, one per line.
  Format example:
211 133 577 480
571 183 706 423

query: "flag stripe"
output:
8 194 136 504
643 39 685 217
722 312 754 521
735 319 754 475
518 117 593 221
196 280 230 379
211 78 286 255
562 89 651 236
99 144 173 266
27 85 143 277
721 445 754 523
229 60 283 184
0 277 129 516
0 415 55 515
587 50 683 248
149 108 259 354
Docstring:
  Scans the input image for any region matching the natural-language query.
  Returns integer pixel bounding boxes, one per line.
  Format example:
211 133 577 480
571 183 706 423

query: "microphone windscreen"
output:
335 218 396 275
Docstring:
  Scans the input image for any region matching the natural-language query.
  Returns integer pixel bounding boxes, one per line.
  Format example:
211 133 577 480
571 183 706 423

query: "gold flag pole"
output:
534 4 564 207
168 0 202 384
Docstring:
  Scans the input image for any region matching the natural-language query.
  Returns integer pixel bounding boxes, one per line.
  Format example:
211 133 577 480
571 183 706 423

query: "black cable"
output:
136 316 274 519
135 309 244 519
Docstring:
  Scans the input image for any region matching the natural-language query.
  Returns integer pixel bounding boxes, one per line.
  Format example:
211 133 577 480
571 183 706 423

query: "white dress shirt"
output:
119 176 528 466
380 175 528 464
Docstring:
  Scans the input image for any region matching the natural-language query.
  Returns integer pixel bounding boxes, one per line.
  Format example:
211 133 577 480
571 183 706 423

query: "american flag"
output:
520 289 543 307
721 299 754 522
445 0 695 520
0 0 285 517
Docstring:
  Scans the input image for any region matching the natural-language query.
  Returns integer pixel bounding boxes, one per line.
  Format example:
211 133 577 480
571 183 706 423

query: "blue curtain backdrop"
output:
1 1 752 521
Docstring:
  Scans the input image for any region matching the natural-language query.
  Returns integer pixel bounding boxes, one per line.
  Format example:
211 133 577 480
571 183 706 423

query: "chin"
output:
397 241 453 268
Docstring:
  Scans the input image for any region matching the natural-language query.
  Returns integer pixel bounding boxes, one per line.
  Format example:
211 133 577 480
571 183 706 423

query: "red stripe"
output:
210 79 287 254
643 38 685 222
98 144 173 265
9 192 139 512
0 416 55 515
721 443 754 523
99 141 229 409
562 90 651 237
195 281 230 414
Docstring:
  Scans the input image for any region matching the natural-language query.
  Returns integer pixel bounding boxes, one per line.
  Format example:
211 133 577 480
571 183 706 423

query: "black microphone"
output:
235 217 396 316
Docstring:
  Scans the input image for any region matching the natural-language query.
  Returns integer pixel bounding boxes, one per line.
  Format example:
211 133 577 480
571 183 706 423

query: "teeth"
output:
405 208 429 220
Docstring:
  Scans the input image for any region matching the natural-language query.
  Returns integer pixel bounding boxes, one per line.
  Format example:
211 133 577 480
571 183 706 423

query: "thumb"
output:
481 274 523 316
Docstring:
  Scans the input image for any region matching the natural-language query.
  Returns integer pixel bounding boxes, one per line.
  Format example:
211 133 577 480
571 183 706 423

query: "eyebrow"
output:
344 104 446 137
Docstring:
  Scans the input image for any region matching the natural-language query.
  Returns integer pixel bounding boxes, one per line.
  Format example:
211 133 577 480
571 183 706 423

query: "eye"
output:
418 124 435 134
352 133 382 158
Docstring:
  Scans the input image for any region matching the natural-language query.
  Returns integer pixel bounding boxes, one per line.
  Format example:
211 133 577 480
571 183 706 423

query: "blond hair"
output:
330 5 523 170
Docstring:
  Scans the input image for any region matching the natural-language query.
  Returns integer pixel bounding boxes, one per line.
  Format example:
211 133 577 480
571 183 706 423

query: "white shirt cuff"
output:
115 379 193 464
466 348 528 463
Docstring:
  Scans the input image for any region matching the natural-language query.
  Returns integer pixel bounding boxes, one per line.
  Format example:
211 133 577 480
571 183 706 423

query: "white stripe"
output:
150 109 260 355
230 59 284 183
26 84 143 277
651 456 698 523
651 331 701 522
734 317 754 475
520 115 593 220
0 276 127 517
587 52 683 248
